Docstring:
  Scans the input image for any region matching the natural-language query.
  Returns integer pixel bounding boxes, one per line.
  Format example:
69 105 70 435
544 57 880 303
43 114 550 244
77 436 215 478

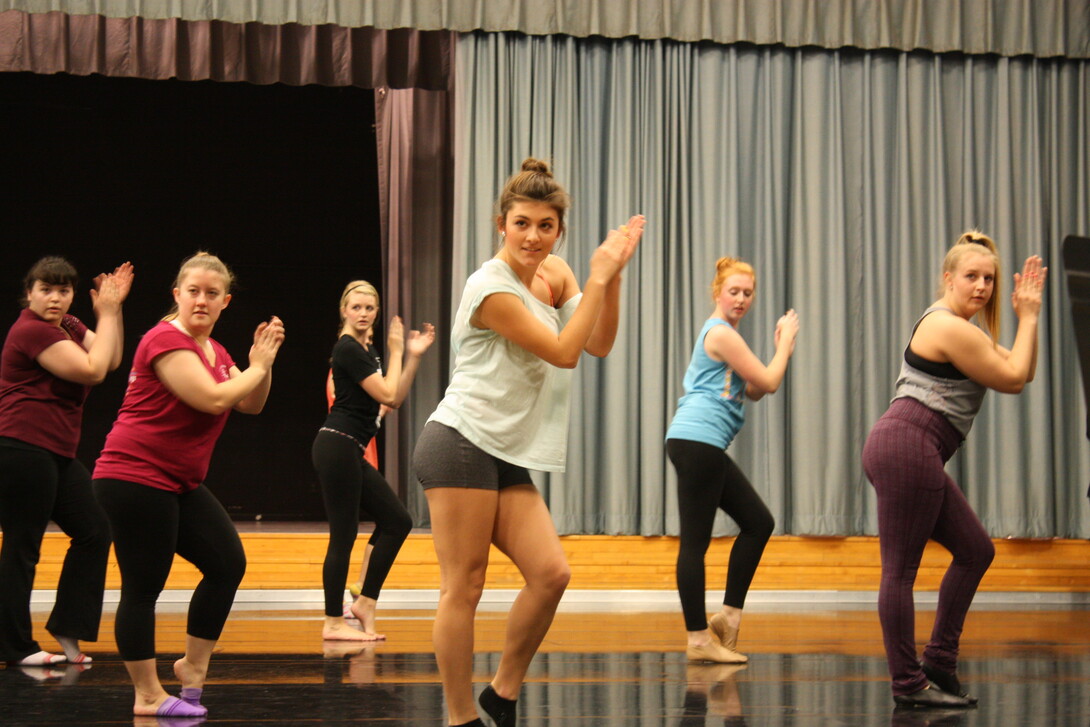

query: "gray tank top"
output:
892 306 987 438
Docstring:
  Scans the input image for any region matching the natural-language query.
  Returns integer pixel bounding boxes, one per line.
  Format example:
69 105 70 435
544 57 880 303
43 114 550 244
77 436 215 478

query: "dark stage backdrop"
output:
1 71 382 520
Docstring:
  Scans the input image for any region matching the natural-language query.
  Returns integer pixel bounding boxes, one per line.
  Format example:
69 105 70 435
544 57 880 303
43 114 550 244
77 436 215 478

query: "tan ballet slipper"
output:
708 611 740 651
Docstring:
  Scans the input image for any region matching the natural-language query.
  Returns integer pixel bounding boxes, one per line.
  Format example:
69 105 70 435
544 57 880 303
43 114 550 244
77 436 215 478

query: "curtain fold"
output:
0 9 453 88
3 0 1089 58
374 85 454 519
453 31 1090 537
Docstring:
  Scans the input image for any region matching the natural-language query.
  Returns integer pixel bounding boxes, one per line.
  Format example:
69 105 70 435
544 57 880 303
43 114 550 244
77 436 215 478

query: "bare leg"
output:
489 484 571 699
426 487 496 725
173 634 216 689
350 543 374 596
126 658 172 715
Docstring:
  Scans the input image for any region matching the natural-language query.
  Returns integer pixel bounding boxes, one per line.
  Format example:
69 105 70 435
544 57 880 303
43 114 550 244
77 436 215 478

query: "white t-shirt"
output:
429 259 581 472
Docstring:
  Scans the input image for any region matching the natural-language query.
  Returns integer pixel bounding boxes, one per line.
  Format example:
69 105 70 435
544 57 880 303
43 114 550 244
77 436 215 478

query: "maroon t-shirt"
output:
0 309 90 457
93 322 235 494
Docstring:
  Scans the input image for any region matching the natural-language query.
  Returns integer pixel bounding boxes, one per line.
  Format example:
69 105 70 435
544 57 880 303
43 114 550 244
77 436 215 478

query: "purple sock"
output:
156 695 207 718
180 687 204 706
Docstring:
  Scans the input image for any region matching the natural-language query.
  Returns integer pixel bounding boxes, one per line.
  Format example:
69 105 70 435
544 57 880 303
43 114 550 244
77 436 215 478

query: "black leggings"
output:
313 430 413 616
92 478 246 661
0 443 110 661
667 439 774 632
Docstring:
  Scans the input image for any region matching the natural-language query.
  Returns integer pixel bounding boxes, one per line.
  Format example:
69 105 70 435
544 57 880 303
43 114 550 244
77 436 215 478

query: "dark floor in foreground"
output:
3 605 1089 726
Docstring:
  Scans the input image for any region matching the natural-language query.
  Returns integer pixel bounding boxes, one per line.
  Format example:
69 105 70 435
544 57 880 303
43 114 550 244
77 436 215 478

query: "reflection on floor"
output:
4 604 1090 725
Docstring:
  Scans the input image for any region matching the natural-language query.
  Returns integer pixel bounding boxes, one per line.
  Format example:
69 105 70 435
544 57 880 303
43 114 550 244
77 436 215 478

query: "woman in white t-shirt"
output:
413 158 643 727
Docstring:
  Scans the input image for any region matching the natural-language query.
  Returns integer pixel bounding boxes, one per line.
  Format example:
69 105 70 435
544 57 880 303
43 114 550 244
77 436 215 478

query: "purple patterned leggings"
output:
862 398 995 696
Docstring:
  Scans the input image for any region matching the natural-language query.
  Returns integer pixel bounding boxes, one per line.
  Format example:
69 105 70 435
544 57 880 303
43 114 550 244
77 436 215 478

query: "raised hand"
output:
90 262 135 314
775 309 799 353
1011 255 1048 319
250 316 285 369
386 316 405 355
590 214 645 284
406 322 436 357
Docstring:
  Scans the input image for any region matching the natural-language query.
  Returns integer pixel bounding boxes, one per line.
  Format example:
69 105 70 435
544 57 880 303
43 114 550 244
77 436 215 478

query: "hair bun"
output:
954 229 997 254
521 158 552 176
716 256 740 271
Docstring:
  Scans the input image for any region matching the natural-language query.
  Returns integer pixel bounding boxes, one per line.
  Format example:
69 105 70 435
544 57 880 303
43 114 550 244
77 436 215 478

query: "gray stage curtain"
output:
374 84 454 518
3 0 1088 58
0 9 452 88
453 31 1090 537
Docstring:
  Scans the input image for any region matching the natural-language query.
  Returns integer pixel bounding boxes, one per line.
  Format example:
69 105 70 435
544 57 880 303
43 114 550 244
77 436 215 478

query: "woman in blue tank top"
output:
862 231 1046 708
665 257 799 664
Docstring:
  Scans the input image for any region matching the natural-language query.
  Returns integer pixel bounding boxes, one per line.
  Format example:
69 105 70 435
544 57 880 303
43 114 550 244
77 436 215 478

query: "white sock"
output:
14 650 66 666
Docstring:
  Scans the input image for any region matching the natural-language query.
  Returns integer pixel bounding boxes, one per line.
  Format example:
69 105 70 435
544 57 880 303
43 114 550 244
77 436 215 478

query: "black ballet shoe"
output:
921 661 978 705
451 720 485 727
892 682 974 709
478 684 517 727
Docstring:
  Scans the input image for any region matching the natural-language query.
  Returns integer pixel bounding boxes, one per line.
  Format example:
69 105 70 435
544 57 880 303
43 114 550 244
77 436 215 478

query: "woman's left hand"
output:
406 322 436 357
90 262 135 313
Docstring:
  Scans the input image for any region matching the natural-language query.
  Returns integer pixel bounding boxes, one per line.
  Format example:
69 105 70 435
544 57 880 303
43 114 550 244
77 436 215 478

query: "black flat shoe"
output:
893 682 974 708
921 661 978 705
478 684 517 727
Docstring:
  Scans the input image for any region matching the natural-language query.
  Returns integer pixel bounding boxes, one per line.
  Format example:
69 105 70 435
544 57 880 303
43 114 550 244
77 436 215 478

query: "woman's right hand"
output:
249 316 285 369
1011 255 1047 320
386 316 405 356
775 309 800 354
589 215 645 285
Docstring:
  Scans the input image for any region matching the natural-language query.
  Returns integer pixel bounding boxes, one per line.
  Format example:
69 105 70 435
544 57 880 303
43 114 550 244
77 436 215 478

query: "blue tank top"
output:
665 318 747 449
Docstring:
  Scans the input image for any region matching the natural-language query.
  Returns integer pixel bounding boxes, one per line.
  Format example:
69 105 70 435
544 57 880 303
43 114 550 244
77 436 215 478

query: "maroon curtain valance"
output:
0 9 453 89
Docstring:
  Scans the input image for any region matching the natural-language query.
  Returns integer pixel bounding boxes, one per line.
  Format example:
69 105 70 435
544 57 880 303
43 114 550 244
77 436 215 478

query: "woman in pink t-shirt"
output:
0 256 132 669
93 252 284 720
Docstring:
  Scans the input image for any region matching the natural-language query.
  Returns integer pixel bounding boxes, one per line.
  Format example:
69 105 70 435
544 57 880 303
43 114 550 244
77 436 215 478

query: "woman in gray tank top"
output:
862 231 1046 709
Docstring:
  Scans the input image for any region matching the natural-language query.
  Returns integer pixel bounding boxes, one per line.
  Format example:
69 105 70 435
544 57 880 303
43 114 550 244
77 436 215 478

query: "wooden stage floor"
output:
5 601 1090 726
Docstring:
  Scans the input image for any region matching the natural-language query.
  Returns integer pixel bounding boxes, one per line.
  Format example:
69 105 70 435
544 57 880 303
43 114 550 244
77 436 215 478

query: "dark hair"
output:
24 256 78 293
495 158 572 235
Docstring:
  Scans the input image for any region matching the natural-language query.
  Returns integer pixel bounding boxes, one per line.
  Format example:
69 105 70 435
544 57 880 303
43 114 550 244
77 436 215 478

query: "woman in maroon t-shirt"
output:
93 252 284 720
0 256 132 668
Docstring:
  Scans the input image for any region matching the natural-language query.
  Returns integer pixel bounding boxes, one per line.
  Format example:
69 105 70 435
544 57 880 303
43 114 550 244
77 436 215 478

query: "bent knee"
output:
529 560 571 595
743 510 775 541
388 511 413 540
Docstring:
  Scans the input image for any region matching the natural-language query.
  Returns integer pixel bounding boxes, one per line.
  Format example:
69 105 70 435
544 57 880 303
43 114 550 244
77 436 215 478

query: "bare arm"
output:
154 317 284 415
930 256 1046 393
36 263 134 385
389 323 436 408
475 216 643 368
710 310 799 399
360 317 406 406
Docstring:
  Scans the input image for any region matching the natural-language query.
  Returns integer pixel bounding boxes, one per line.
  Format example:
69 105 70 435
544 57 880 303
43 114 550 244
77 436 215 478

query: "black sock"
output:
478 684 518 727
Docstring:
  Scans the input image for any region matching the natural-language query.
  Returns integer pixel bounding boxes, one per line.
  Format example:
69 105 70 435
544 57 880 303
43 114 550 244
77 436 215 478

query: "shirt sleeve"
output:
463 265 527 323
142 325 199 360
557 292 582 325
14 316 70 360
333 339 380 384
60 315 89 347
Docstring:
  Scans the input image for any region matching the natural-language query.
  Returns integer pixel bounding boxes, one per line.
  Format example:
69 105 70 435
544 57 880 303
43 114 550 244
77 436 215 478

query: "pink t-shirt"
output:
93 321 235 493
0 309 90 457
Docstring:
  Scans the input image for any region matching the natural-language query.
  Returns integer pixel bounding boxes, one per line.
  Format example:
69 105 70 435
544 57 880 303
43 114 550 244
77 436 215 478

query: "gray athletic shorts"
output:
413 421 533 491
